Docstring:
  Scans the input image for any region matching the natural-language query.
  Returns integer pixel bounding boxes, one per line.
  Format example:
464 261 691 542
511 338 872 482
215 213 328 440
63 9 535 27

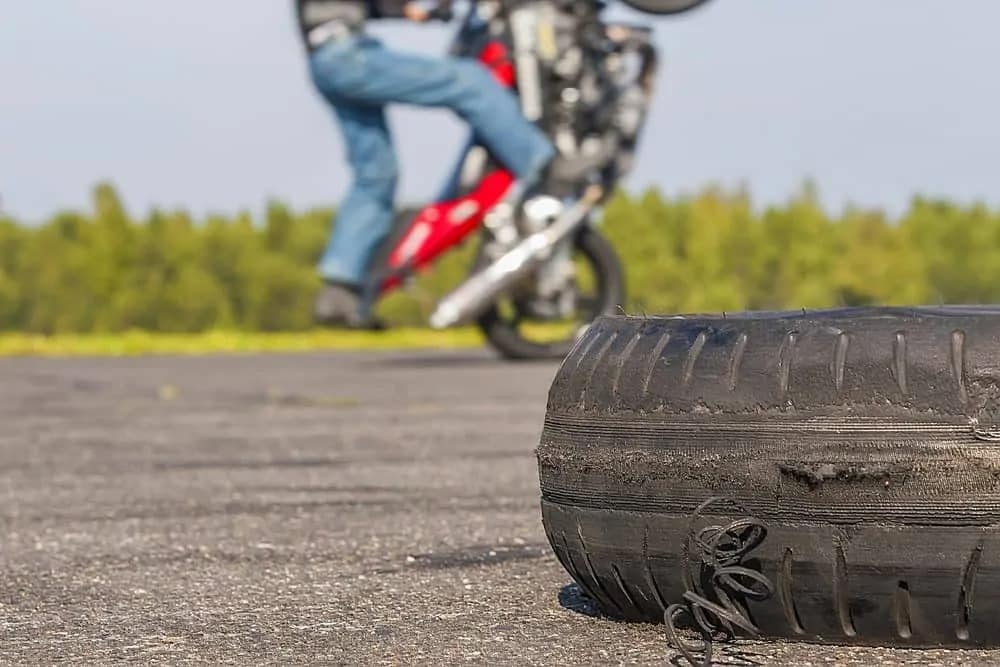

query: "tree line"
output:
0 183 994 333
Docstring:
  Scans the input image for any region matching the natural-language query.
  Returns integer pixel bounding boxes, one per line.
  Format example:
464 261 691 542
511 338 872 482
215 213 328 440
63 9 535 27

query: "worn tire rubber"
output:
538 308 1000 648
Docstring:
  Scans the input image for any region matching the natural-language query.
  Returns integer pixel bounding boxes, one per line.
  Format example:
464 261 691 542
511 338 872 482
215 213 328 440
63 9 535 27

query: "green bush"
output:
0 182 994 333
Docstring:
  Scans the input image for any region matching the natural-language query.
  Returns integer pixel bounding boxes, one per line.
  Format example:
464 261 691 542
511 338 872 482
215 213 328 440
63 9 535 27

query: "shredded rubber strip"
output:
664 497 774 667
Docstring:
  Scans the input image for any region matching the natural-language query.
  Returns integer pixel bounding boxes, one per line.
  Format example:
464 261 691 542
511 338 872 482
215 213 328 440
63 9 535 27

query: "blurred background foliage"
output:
0 182 993 334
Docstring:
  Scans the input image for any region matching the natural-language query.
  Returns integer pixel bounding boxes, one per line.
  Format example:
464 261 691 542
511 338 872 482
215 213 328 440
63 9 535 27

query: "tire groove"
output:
893 331 909 396
951 330 968 405
611 330 644 401
728 332 748 391
779 547 806 635
581 332 618 405
834 538 857 637
558 530 603 609
577 524 625 616
569 331 601 376
895 580 912 639
778 331 799 395
957 541 983 641
833 332 850 391
610 564 640 612
641 332 672 397
641 524 669 614
682 331 708 385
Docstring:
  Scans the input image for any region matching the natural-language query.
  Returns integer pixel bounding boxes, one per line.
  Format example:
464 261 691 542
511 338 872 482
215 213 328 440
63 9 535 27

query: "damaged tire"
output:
538 308 1000 648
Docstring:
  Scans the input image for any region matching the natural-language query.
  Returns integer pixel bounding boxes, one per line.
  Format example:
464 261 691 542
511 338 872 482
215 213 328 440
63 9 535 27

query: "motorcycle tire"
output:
539 307 1000 648
478 227 625 361
619 0 713 16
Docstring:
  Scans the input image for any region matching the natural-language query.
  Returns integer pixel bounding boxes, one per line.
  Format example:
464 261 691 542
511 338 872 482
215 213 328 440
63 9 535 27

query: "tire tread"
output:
539 308 1000 648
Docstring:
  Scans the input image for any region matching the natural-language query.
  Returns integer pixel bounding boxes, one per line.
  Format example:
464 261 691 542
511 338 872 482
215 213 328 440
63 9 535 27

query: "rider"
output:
298 0 556 326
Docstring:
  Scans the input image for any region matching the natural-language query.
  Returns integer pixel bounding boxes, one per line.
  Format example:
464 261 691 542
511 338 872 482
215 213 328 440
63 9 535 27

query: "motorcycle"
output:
358 0 711 359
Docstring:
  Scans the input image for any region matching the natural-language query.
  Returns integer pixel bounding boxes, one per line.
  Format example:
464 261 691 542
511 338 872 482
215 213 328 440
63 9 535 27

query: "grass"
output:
0 328 488 357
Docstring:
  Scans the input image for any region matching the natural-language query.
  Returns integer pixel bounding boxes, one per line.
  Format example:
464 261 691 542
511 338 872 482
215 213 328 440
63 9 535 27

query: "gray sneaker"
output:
313 282 387 330
313 282 364 327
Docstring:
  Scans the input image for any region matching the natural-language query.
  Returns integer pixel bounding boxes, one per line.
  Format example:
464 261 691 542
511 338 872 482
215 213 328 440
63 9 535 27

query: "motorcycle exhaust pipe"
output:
429 185 604 330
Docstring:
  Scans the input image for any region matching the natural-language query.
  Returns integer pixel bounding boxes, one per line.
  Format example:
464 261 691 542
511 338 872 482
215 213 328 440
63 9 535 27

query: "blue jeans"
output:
309 36 555 286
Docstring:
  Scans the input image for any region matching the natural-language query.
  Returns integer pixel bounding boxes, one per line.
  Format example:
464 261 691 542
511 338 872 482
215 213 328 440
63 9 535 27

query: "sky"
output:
2 0 999 222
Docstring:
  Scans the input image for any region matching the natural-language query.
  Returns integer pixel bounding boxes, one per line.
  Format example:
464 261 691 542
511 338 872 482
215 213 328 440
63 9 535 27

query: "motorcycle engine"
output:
529 1 658 193
479 1 659 320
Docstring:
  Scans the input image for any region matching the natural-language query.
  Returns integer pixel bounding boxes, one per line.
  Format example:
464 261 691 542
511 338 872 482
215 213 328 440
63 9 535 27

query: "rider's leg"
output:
310 36 555 186
309 40 400 325
313 96 399 290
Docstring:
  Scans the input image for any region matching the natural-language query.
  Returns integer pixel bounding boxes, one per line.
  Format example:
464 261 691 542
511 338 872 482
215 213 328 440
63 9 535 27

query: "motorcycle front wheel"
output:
477 227 625 360
619 0 712 15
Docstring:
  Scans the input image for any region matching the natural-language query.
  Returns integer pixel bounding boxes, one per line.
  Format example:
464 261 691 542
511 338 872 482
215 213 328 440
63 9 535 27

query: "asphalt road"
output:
1 350 996 665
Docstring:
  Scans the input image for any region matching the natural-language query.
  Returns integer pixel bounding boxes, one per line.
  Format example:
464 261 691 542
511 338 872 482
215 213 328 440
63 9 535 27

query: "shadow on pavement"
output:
667 644 767 667
559 583 767 667
364 353 501 368
406 543 550 570
558 583 602 618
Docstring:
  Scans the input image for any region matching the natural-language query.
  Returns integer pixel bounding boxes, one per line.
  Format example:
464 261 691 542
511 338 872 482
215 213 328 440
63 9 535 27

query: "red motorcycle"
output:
359 0 711 359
